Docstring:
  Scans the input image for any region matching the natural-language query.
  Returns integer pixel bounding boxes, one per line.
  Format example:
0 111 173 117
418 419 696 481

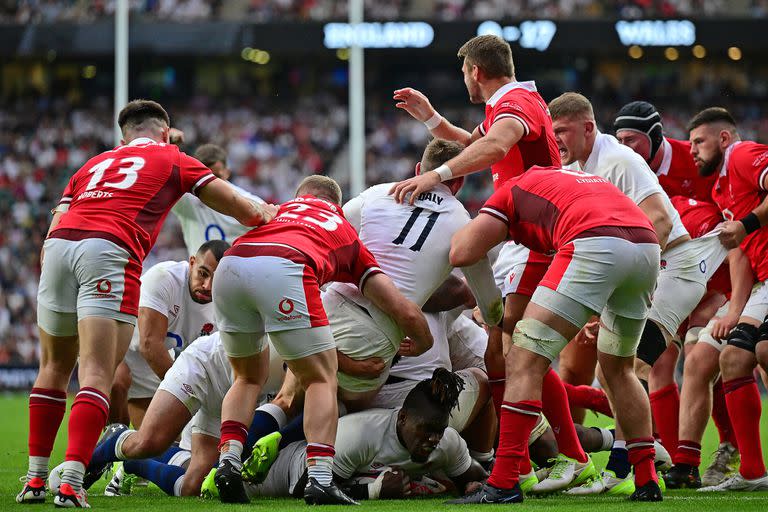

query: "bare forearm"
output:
141 342 174 379
727 251 753 318
430 120 472 146
442 137 507 179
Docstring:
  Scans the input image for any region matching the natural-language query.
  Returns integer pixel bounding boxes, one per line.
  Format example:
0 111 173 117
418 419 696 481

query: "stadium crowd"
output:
3 0 767 23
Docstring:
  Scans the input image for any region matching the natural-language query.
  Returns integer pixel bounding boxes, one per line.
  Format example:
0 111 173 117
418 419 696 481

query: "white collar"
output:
720 141 741 177
582 130 605 172
656 137 673 176
486 81 537 107
127 137 158 146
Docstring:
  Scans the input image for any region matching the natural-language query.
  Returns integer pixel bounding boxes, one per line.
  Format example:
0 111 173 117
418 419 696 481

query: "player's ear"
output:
414 162 421 176
189 255 196 268
719 129 732 149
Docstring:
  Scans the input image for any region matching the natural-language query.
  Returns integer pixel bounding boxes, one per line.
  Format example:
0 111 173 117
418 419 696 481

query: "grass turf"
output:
2 393 768 510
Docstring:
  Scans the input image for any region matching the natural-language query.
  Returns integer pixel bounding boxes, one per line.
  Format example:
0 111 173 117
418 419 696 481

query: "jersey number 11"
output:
392 207 440 252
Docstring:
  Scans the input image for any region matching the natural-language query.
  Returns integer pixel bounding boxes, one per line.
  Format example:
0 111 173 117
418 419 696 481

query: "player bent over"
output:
19 100 275 508
446 166 662 504
211 175 434 504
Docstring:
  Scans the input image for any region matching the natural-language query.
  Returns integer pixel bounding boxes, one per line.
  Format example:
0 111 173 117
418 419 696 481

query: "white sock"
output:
173 475 185 497
114 429 135 460
27 456 49 480
597 427 614 451
307 458 333 486
219 440 244 470
469 449 494 462
60 461 86 493
613 440 627 451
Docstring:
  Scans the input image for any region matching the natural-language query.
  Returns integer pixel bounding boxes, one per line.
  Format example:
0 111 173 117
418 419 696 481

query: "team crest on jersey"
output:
660 259 667 270
200 323 214 336
171 305 180 316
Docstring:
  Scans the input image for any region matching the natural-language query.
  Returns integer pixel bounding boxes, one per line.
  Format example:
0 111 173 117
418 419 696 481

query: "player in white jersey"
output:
171 144 264 255
548 92 728 495
74 331 285 497
226 370 487 501
327 138 502 406
118 239 230 428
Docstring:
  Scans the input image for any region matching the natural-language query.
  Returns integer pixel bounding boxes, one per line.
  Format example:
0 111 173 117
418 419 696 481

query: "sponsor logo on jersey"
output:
181 383 194 396
94 279 116 298
200 323 214 336
279 298 295 314
171 304 180 316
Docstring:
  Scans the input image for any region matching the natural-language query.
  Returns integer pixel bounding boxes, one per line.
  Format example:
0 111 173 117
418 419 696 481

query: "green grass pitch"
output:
1 393 768 510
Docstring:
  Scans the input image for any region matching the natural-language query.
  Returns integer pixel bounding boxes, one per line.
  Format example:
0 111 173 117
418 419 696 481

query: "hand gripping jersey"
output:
711 141 768 281
480 166 656 255
477 81 561 189
50 138 216 263
172 181 264 255
656 138 717 201
232 195 382 288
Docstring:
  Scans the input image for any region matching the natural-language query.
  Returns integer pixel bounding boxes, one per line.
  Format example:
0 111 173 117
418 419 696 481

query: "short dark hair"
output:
687 107 737 133
117 99 170 135
402 368 465 420
420 139 465 173
196 239 230 262
194 144 227 168
457 35 514 79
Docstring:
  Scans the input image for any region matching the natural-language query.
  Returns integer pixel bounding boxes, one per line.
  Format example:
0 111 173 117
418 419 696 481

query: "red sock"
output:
627 437 658 487
673 440 701 467
562 381 613 418
218 420 248 451
649 383 679 460
542 369 587 462
488 400 542 490
489 374 505 419
64 387 109 467
519 445 533 476
306 442 336 459
712 378 738 448
724 376 765 479
29 387 67 457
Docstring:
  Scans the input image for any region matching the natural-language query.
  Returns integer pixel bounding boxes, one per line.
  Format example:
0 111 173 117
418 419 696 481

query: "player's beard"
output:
697 150 723 177
189 281 212 304
466 82 483 104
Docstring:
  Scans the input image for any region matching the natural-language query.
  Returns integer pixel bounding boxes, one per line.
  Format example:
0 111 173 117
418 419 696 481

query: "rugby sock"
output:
606 440 631 479
27 387 67 479
590 426 615 451
488 374 506 418
278 413 306 448
712 379 738 448
724 376 765 479
649 383 680 460
219 420 248 470
306 443 335 486
487 400 542 489
155 444 184 464
519 445 533 476
60 461 86 493
88 429 132 470
124 459 186 497
65 387 110 472
562 381 613 417
627 437 658 487
245 403 288 456
674 440 701 467
541 368 588 463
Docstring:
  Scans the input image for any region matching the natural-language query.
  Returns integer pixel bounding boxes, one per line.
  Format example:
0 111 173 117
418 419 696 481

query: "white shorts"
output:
370 368 481 432
649 236 726 338
741 281 768 323
696 302 730 353
37 237 139 336
448 314 487 372
492 242 551 298
156 348 229 421
324 290 399 392
125 347 166 400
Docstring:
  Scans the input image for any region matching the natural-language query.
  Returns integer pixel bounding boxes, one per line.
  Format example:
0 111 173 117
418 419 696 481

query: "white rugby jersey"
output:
329 183 502 340
389 312 452 381
172 181 263 255
128 260 216 353
333 408 471 480
570 132 689 246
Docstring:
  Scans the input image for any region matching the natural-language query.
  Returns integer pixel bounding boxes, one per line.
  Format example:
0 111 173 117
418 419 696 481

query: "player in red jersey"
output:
210 175 434 505
615 101 717 201
447 166 662 504
687 108 768 492
390 37 589 488
16 100 274 508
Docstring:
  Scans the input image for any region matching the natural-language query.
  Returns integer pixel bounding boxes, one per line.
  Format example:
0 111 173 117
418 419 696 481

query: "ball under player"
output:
614 101 720 459
19 99 275 508
117 239 229 429
390 36 592 489
227 370 488 501
171 143 264 255
447 165 662 503
686 108 768 492
211 175 434 504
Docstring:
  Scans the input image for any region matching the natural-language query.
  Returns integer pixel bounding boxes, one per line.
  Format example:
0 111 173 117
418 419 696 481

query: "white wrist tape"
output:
424 112 443 130
367 468 392 499
433 164 453 182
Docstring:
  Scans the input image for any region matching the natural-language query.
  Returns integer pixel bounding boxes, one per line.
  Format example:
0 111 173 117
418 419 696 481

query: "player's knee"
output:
719 343 756 380
681 348 716 383
512 318 568 366
635 320 667 366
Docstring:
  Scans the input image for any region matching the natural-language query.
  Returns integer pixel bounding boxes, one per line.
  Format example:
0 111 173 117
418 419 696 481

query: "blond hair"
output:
421 139 465 173
548 92 595 121
295 175 343 205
